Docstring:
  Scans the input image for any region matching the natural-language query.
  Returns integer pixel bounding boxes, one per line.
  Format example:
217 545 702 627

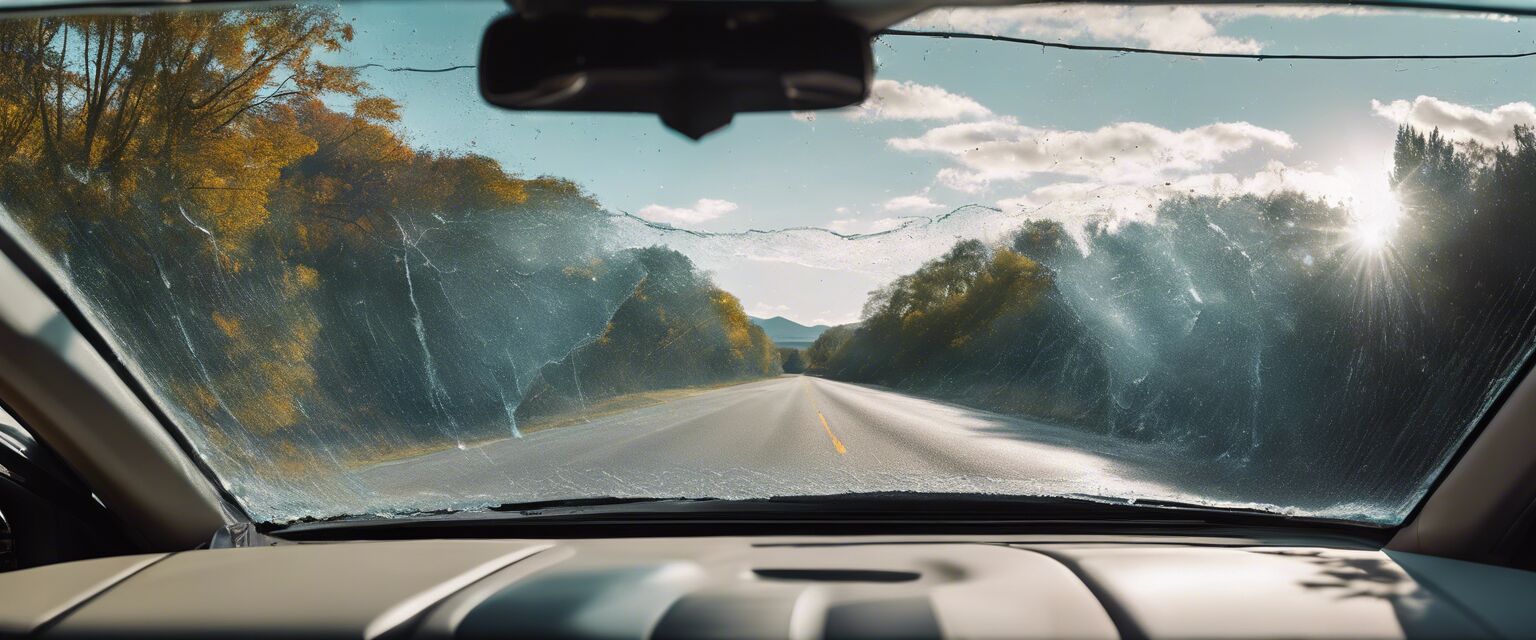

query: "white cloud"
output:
935 168 991 193
826 218 860 233
749 303 793 318
900 4 1507 55
604 164 1378 288
604 202 1043 285
1372 96 1536 147
903 5 1266 53
827 217 908 235
848 79 992 121
1204 162 1355 202
883 194 945 212
998 182 1163 231
892 119 1295 190
997 161 1356 233
636 198 739 225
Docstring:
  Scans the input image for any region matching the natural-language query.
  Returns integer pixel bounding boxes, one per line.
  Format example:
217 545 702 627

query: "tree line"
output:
809 124 1536 509
0 7 779 501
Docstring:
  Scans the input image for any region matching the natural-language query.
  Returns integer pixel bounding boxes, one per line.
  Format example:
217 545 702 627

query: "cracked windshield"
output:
4 1 1536 525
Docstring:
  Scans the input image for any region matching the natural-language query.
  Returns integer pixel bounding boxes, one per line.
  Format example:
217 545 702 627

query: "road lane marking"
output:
817 411 847 455
799 377 847 456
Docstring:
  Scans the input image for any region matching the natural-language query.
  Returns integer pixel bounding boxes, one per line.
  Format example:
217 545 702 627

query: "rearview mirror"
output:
478 3 874 140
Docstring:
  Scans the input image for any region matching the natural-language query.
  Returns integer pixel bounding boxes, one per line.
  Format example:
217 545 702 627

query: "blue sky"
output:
332 1 1536 324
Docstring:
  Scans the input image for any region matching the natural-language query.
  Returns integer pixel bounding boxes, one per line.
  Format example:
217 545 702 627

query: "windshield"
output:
2 1 1535 525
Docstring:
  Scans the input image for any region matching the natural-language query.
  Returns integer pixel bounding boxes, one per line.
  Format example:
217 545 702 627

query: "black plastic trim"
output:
266 510 1394 546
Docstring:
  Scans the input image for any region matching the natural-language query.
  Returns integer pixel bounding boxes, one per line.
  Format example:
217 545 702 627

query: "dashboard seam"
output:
1022 547 1147 640
29 552 174 636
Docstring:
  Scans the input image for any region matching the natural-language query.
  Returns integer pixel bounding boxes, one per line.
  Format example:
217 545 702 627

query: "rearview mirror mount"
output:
478 2 874 140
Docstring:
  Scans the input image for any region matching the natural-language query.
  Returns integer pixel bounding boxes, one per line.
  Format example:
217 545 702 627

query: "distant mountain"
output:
750 316 830 346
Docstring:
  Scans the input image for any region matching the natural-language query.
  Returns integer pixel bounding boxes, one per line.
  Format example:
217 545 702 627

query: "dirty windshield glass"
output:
2 2 1536 524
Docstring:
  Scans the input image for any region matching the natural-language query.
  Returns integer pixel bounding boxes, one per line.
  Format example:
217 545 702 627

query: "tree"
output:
806 325 854 372
0 7 785 495
779 348 807 374
514 247 783 421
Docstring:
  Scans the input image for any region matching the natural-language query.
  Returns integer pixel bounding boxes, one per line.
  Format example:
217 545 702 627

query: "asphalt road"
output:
350 375 1198 509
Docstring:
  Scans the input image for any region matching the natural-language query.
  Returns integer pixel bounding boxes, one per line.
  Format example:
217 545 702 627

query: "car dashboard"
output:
2 533 1533 639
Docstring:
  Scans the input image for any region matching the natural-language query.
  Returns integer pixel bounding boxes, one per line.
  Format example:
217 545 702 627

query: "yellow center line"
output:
817 411 847 455
799 377 847 456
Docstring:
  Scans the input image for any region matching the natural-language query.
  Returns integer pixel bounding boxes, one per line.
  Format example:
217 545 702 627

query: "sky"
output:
332 1 1536 325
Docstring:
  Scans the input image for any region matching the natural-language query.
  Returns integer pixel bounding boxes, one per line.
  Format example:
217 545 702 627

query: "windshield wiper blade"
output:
255 496 713 528
270 491 1303 529
790 491 1294 519
448 491 1175 522
261 491 1148 531
258 490 1391 545
487 496 716 514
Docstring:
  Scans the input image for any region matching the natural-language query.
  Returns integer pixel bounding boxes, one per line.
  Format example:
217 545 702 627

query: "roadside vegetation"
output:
810 125 1536 500
0 8 779 483
778 348 807 374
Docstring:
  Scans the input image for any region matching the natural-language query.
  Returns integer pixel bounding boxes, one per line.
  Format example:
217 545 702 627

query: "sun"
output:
1345 177 1403 253
1350 216 1393 251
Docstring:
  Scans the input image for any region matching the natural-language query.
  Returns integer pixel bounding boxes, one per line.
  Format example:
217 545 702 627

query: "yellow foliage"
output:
353 96 401 123
211 312 243 340
225 310 320 434
709 288 754 359
0 7 553 448
282 264 321 296
186 113 319 244
294 264 320 288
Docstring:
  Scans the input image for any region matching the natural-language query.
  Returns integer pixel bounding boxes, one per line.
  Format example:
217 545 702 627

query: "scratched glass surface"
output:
2 2 1536 523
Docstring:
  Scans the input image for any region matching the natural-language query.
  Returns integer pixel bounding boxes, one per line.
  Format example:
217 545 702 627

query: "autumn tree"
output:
0 8 373 458
0 6 785 493
516 247 783 421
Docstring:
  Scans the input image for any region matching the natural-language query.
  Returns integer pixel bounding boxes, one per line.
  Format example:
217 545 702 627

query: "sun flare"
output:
1345 176 1404 253
1351 217 1393 251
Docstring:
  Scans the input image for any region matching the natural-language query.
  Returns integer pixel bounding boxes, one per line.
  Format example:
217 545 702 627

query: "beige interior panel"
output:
44 540 549 639
13 537 1532 638
423 538 1118 639
0 251 232 549
0 553 164 636
1390 358 1536 565
1048 546 1480 639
